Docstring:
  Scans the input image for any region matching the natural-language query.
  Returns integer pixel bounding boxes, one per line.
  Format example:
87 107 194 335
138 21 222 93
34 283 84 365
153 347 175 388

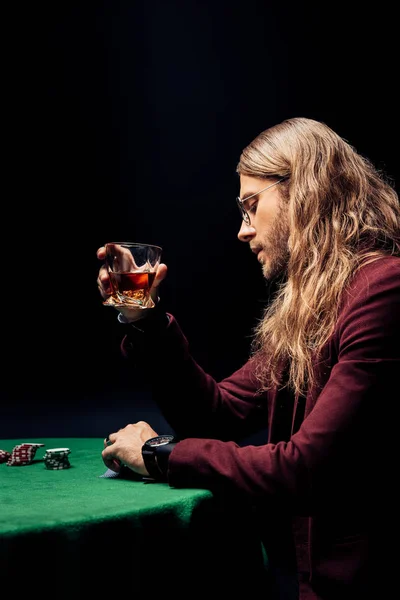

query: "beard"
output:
260 204 290 282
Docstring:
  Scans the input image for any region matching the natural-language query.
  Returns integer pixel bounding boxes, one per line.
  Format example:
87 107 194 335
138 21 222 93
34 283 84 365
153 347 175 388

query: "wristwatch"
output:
141 435 178 481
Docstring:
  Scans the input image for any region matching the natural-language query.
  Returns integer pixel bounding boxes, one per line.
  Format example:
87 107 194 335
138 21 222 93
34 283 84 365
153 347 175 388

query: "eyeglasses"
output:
236 178 286 225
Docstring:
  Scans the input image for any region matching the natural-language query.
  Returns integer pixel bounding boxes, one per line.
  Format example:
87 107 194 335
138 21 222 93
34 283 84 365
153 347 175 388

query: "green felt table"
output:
0 438 269 599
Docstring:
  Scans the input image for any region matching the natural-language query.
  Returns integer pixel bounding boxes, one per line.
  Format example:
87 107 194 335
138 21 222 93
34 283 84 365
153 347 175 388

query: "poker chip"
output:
43 447 71 470
1 443 72 470
0 449 11 464
6 442 45 466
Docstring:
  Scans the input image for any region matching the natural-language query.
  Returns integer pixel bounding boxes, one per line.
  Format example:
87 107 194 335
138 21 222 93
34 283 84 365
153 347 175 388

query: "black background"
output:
1 0 398 438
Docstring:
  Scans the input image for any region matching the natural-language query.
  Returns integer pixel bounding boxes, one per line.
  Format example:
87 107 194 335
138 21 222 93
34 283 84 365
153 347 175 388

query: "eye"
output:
248 199 258 214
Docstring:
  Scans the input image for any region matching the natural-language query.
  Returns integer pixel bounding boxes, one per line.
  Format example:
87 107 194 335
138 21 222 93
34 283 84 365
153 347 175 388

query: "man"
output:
97 117 400 599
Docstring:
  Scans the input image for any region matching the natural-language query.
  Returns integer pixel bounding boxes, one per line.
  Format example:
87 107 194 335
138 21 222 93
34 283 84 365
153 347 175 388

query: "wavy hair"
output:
237 117 400 396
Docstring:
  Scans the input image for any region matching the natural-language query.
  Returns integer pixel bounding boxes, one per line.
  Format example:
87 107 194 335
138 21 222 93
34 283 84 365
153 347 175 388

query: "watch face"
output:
147 435 175 447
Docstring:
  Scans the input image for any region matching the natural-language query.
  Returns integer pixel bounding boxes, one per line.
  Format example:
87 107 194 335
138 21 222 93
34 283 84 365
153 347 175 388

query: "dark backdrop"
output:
2 0 398 438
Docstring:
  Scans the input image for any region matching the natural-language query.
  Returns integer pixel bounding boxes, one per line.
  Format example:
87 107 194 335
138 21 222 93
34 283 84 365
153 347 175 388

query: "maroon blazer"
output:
121 256 400 599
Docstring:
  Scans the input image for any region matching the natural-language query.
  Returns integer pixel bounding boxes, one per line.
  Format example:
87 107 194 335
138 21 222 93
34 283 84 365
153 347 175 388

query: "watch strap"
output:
142 437 177 481
155 442 177 478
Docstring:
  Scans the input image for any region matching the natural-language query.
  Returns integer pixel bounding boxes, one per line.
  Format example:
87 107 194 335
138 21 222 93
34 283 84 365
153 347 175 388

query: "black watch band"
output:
141 435 178 481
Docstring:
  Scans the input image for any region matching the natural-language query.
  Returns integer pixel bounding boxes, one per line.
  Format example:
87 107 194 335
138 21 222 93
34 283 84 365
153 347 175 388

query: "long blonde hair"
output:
237 117 400 396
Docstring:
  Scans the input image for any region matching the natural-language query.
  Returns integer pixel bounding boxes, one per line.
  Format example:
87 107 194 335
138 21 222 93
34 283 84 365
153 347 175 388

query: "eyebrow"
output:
239 177 288 203
241 190 261 203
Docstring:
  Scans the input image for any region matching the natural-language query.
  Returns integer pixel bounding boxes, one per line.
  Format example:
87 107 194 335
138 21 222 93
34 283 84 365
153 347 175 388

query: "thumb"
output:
150 263 168 300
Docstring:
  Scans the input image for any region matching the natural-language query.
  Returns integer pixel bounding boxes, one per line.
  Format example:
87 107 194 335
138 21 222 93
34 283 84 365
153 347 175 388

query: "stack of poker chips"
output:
6 442 45 466
44 447 71 470
0 449 11 463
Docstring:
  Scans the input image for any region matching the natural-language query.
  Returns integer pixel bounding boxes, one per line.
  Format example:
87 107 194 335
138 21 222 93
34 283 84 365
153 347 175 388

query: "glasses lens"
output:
236 198 249 224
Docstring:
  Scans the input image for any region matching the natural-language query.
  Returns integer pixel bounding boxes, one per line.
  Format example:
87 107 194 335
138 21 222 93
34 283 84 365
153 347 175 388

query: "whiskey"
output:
105 271 156 306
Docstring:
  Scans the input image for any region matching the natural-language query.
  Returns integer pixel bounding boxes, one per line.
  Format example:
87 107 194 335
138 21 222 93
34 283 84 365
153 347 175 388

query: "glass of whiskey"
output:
103 242 162 309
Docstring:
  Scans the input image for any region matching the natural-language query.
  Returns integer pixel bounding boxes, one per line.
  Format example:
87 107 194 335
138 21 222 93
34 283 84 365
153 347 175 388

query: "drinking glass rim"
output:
106 241 162 251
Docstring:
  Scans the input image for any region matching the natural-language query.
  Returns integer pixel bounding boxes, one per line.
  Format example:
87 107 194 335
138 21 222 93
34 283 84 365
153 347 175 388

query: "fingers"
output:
154 263 168 287
150 263 168 300
97 247 111 298
97 264 111 298
97 246 168 308
101 422 157 476
104 435 114 448
102 455 121 473
102 434 121 472
97 246 106 260
105 243 137 271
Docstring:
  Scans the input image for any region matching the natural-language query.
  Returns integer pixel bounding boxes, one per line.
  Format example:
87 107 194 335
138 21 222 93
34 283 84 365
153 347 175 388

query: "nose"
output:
237 220 256 242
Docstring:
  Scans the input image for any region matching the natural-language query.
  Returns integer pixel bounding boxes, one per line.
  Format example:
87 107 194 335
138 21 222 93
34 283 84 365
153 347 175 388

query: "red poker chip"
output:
0 451 11 464
1 442 46 466
2 442 48 466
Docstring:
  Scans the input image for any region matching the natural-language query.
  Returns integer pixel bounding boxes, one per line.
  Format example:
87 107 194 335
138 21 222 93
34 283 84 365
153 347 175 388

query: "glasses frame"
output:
236 177 287 225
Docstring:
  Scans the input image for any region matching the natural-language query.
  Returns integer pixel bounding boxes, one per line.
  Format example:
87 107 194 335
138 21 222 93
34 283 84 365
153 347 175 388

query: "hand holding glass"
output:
103 242 162 309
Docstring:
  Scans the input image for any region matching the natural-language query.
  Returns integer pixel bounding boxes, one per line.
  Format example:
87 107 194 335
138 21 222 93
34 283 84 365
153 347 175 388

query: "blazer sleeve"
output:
167 258 400 510
120 310 269 441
